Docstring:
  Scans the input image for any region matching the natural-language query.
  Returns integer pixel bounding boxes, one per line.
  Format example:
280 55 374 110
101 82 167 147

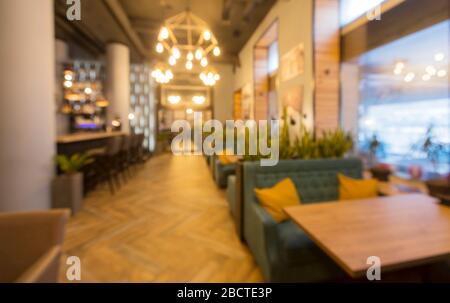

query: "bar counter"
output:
57 131 125 155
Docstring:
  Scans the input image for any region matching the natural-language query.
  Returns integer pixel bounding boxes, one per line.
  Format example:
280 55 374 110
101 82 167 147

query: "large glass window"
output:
340 0 385 26
347 20 450 175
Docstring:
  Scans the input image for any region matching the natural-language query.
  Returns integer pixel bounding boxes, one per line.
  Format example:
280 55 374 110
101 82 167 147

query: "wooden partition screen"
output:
313 0 340 135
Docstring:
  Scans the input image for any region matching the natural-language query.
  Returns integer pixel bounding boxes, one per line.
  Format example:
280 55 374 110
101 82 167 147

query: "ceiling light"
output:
434 52 445 62
395 62 405 70
186 61 193 70
393 68 402 75
186 108 193 114
159 27 169 40
195 48 203 60
172 47 181 59
422 74 431 81
437 70 447 78
426 65 437 76
187 52 194 61
203 30 211 41
201 57 208 67
84 87 93 94
64 80 73 88
156 42 164 53
168 95 181 104
193 96 206 105
128 113 135 120
213 46 221 57
64 74 73 81
404 72 415 82
169 56 177 66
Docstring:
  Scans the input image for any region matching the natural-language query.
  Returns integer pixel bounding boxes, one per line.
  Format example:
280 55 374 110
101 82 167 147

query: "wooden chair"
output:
0 209 70 282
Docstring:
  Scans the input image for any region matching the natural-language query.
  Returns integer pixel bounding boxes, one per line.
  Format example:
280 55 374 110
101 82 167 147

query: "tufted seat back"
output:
243 158 363 204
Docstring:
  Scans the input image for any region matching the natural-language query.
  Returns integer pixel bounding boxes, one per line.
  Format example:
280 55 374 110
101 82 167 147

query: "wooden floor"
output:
60 154 263 282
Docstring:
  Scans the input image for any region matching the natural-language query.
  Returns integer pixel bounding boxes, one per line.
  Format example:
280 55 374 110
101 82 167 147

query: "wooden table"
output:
284 194 450 278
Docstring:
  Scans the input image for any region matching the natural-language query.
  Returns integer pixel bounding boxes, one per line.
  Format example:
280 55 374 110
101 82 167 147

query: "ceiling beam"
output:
102 0 148 59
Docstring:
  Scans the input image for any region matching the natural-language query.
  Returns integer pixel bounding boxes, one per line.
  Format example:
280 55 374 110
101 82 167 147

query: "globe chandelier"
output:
153 9 221 86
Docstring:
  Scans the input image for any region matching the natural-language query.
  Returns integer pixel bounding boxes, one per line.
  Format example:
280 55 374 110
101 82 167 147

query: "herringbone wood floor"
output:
59 154 263 282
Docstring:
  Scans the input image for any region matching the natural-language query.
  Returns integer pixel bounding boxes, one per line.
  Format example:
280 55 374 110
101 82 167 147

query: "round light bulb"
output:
64 81 73 88
435 52 445 62
186 108 193 114
169 56 177 66
64 74 73 81
187 52 194 61
159 27 169 40
186 61 193 70
201 57 208 67
203 30 211 41
426 65 436 76
156 42 164 53
437 70 447 78
84 87 93 94
213 46 221 57
195 48 203 60
172 47 181 59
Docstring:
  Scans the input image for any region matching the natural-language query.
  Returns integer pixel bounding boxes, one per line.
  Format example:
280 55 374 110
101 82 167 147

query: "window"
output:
340 0 385 26
268 41 279 74
345 21 450 175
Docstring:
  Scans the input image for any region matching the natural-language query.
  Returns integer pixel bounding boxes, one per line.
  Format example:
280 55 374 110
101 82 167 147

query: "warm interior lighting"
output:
128 113 135 120
200 57 208 67
192 96 206 105
84 87 93 94
172 47 181 59
186 108 193 114
195 48 203 60
213 46 221 57
187 52 194 61
156 42 164 53
151 65 174 84
169 56 177 66
159 27 169 40
168 95 181 104
203 30 211 41
200 69 220 86
64 80 73 88
186 61 193 70
64 74 73 81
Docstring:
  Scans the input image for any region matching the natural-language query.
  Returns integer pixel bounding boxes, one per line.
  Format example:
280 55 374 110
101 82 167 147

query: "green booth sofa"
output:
214 160 236 188
242 158 363 282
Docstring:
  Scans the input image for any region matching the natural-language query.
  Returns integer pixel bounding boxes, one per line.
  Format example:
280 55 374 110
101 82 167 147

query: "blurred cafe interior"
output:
0 0 449 283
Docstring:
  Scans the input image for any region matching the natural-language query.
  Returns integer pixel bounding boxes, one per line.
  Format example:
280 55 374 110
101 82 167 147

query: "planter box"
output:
52 173 83 215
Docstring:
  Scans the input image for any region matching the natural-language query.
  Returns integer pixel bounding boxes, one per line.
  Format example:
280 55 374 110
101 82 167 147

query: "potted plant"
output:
52 153 94 215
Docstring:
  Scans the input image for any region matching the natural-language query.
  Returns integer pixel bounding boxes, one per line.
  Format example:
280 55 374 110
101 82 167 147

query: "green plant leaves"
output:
55 153 95 174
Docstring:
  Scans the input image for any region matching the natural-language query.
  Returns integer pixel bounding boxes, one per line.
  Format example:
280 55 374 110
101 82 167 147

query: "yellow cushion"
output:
217 154 239 165
254 178 301 223
338 173 378 200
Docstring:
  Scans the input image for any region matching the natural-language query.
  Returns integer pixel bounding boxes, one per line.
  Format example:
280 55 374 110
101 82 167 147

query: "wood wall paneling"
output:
314 0 340 134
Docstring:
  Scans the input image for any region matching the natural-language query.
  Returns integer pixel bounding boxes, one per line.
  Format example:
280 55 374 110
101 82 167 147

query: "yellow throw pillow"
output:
338 173 378 201
217 154 239 165
254 178 301 223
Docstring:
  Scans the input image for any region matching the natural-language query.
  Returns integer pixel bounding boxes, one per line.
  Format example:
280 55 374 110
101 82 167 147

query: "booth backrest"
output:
243 158 363 205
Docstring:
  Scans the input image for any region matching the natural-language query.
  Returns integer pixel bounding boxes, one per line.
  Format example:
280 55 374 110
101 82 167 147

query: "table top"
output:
284 194 450 278
56 132 125 144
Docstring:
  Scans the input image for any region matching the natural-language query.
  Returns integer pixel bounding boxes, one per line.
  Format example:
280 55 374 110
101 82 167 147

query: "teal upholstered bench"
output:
242 158 363 282
226 175 237 217
214 160 236 188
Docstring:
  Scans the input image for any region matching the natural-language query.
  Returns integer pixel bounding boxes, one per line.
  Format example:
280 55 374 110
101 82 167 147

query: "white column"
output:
106 43 130 134
55 39 70 136
0 0 55 212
